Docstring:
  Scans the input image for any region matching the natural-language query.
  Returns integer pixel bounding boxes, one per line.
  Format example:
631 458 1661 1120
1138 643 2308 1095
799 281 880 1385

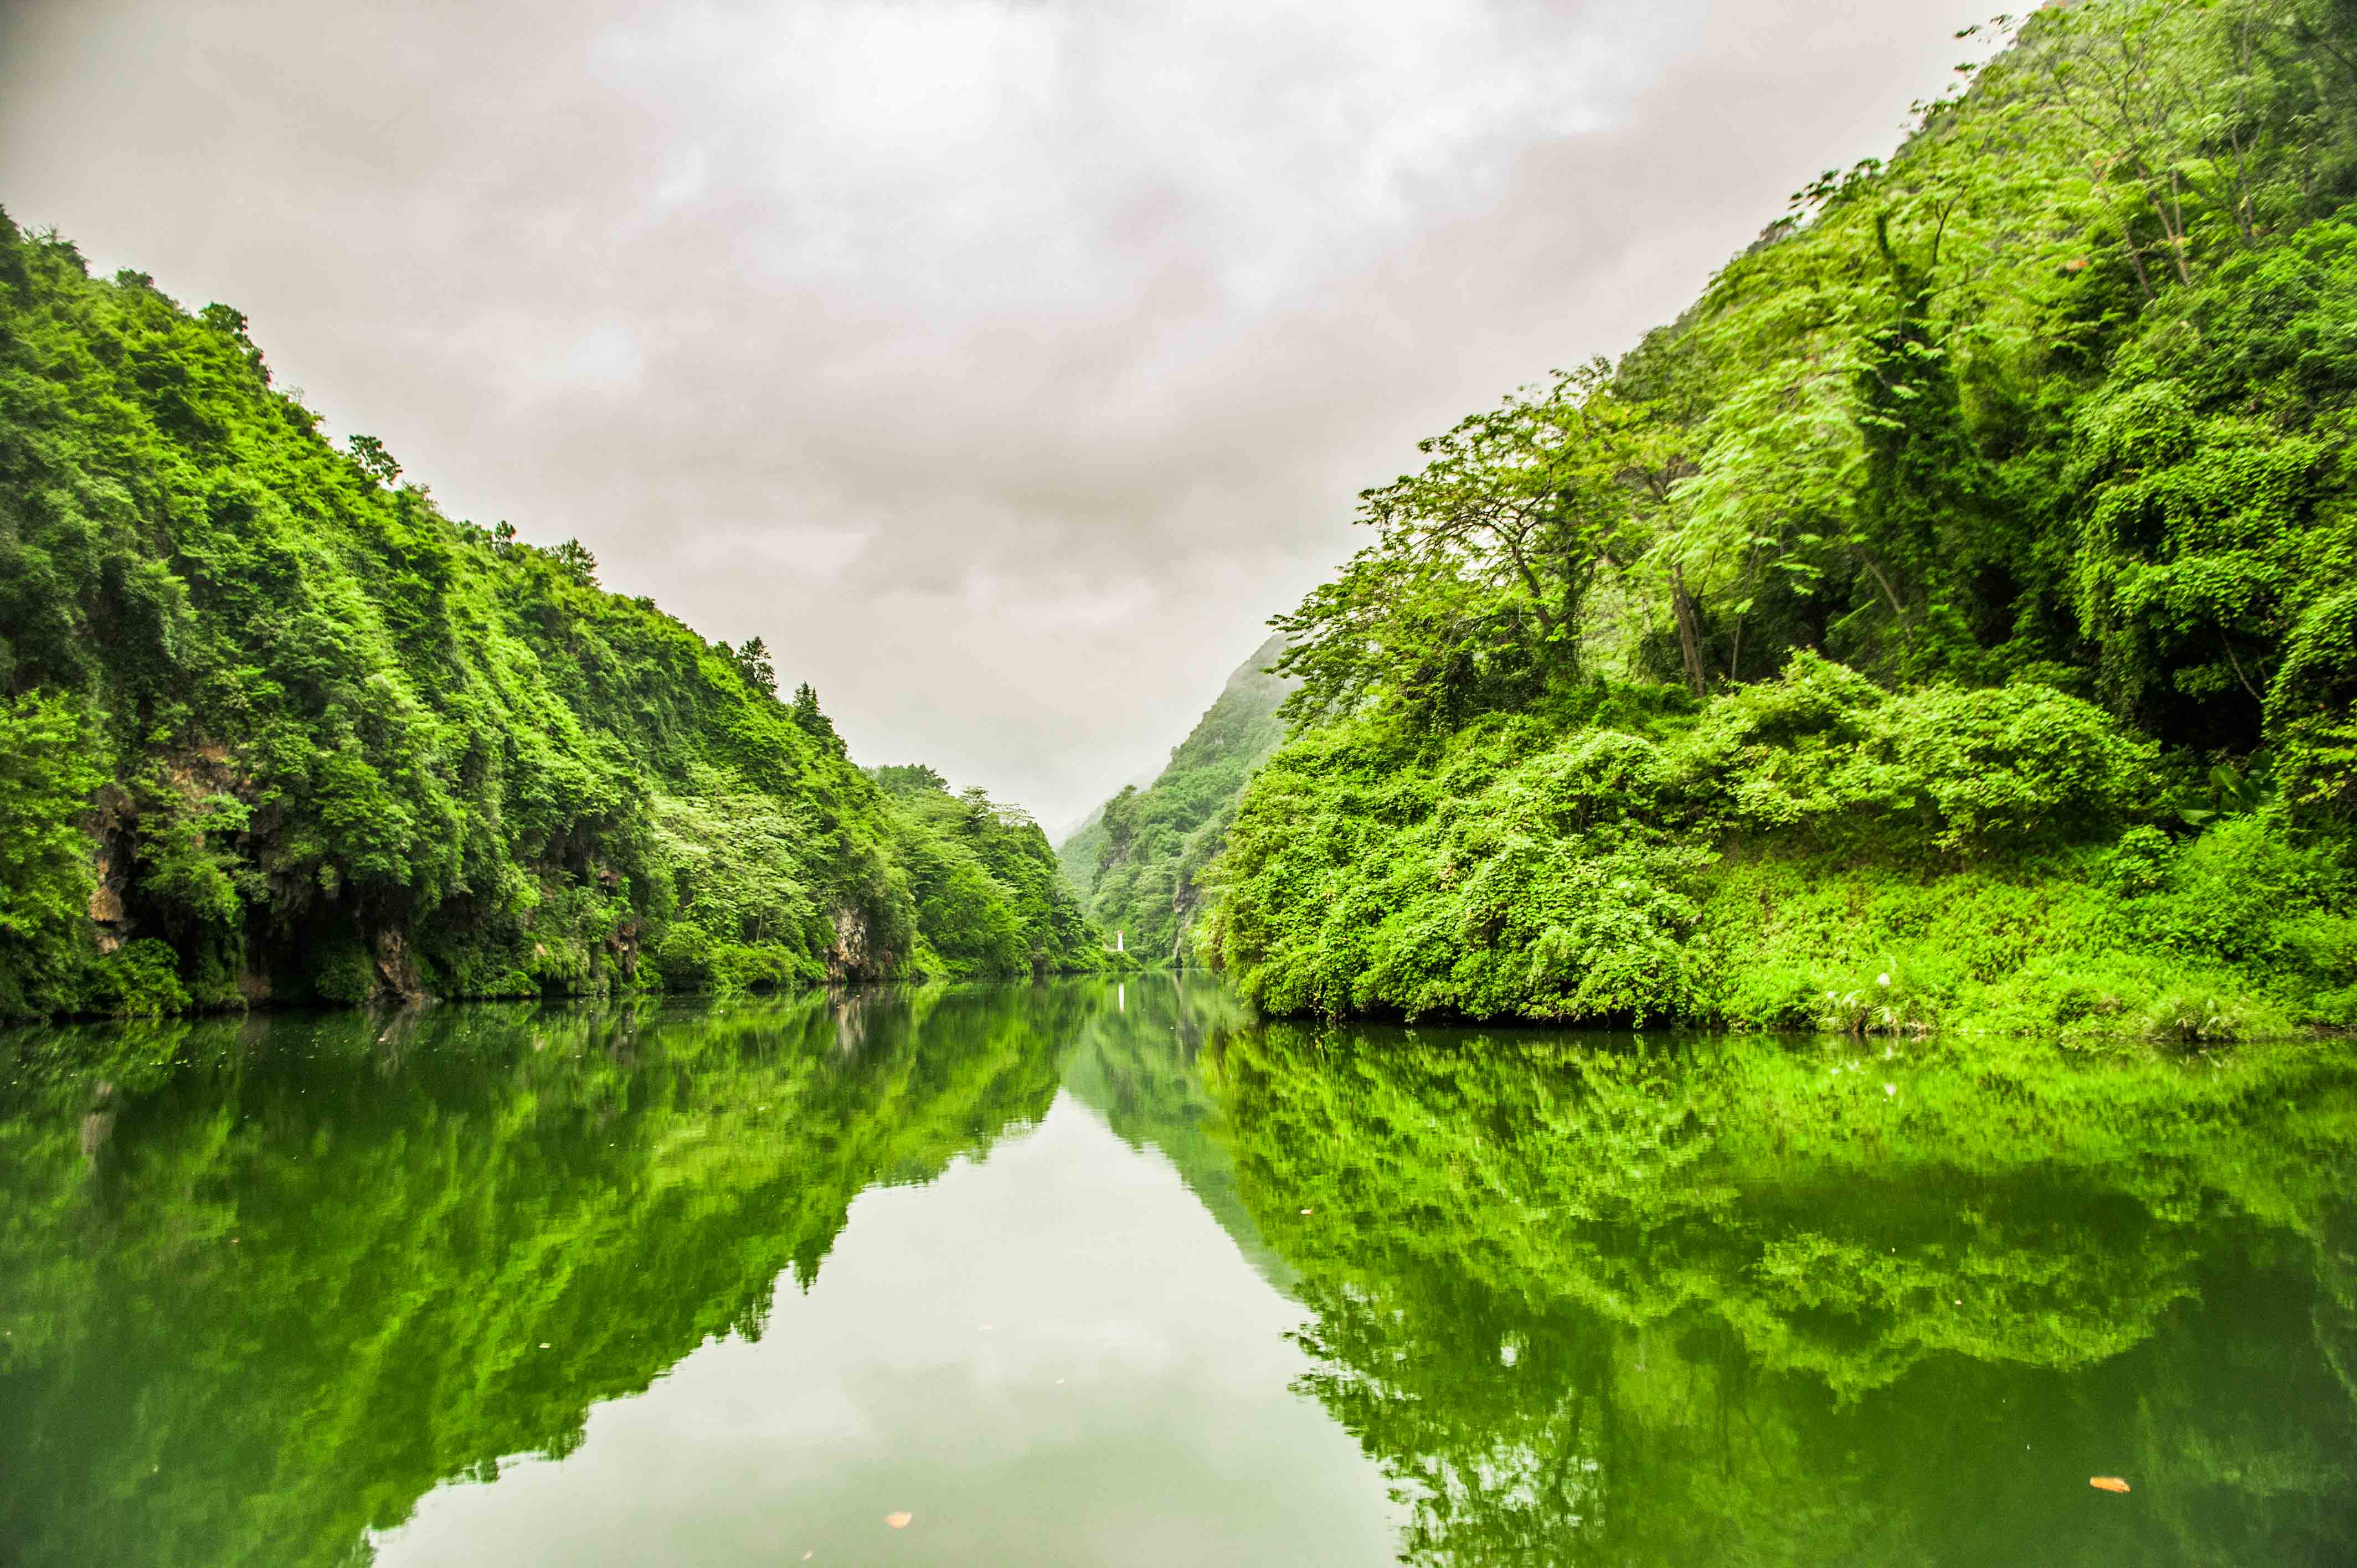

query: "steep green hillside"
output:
870 764 1094 977
1210 0 2357 1037
1059 633 1292 963
0 216 1096 1018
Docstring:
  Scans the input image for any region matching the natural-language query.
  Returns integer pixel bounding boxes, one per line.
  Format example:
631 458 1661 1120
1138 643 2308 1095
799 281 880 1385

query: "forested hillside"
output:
1208 0 2357 1038
0 216 1096 1018
1058 634 1292 964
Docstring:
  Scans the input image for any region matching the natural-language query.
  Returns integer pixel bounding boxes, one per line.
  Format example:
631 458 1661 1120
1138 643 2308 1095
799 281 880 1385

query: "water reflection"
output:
1 991 1038 1561
1212 1023 2357 1566
1 981 2353 1565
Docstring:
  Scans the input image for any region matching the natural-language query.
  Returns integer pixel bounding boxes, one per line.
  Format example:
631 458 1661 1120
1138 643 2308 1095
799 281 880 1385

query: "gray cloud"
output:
1 0 1988 828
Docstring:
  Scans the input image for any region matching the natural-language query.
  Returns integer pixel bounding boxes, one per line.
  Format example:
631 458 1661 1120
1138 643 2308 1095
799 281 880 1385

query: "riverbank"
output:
1206 684 2356 1041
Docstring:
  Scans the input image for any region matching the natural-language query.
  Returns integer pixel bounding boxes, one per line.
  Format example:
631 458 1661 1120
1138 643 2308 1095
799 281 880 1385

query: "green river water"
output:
3 977 2355 1565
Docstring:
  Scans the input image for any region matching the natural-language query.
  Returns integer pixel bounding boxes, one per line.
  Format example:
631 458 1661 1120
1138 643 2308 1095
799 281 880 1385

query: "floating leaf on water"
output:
2090 1476 2131 1493
885 1512 913 1529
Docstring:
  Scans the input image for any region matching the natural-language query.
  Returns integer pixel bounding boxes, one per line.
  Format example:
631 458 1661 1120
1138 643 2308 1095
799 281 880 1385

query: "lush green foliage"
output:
1212 657 2357 1032
1058 633 1291 963
872 764 1095 978
0 216 1094 1015
1214 0 2357 1031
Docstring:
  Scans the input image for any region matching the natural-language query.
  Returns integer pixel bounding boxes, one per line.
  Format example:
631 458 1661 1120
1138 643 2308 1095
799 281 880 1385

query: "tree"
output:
346 434 402 486
0 693 105 1013
2018 0 2323 286
550 538 598 585
869 763 948 797
732 635 777 697
790 684 845 756
1275 368 1663 723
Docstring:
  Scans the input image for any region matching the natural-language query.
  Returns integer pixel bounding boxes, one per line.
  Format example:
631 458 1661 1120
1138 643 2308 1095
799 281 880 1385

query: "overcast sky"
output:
1 0 1986 831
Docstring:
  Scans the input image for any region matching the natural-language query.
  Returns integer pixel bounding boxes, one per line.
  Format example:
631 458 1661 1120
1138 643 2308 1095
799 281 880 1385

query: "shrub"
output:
654 921 715 985
2139 988 2251 1047
1864 683 2159 852
1671 656 2160 853
308 933 379 1005
89 939 192 1017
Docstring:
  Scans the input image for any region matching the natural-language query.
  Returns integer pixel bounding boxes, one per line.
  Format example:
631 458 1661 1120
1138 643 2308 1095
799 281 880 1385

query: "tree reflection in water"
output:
2 979 2353 1566
1207 1019 2357 1566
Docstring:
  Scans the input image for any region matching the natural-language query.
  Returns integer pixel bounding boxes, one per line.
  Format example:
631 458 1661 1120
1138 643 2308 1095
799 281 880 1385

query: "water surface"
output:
3 978 2354 1564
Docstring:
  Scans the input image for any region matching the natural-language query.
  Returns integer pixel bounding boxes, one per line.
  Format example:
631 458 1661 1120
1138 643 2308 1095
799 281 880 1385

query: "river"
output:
3 977 2353 1564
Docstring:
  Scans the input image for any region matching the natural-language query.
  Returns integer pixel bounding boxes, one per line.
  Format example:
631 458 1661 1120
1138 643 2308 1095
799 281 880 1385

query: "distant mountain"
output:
1058 633 1293 964
1046 761 1159 847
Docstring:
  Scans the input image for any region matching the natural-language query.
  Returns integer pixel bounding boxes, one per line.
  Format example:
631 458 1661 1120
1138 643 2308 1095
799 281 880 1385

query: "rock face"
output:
86 790 136 956
87 863 127 954
825 907 879 983
372 929 426 1004
235 955 273 1007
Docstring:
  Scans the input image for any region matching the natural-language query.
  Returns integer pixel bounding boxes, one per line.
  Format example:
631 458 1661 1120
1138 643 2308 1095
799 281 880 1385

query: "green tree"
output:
0 694 106 1014
346 433 401 486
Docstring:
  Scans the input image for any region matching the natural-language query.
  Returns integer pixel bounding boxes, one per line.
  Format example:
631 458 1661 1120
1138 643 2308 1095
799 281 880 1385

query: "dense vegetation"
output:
0 218 1095 1018
1207 0 2357 1036
1057 633 1291 964
871 762 1095 977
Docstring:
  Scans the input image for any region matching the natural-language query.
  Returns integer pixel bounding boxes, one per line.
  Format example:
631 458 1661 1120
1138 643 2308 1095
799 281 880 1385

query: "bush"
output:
1673 655 2161 854
653 921 716 985
1219 687 2342 1035
2123 814 2354 972
1866 683 2159 852
308 933 379 1005
2139 988 2253 1047
89 939 192 1017
706 943 821 993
